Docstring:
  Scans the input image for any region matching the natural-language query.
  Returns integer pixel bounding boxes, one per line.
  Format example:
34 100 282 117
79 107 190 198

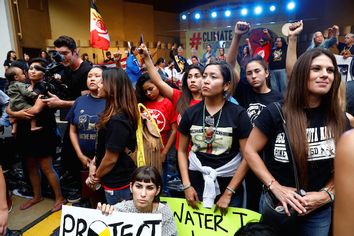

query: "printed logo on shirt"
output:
247 103 266 123
78 114 99 131
273 126 335 163
257 49 265 59
148 109 166 131
272 49 283 62
190 125 233 155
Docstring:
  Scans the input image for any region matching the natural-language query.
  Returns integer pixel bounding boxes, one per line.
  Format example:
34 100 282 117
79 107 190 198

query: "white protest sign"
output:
60 205 162 236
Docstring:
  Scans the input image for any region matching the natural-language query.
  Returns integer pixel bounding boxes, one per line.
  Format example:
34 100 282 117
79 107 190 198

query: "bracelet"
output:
266 179 276 190
320 188 334 203
226 186 236 194
182 184 191 191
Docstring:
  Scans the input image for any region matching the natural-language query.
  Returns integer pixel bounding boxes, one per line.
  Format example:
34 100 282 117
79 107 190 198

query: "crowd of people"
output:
0 19 354 236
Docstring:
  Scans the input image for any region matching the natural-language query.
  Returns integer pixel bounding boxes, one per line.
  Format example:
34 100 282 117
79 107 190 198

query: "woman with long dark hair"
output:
244 48 349 235
228 21 283 211
139 44 203 151
87 68 139 205
178 61 252 214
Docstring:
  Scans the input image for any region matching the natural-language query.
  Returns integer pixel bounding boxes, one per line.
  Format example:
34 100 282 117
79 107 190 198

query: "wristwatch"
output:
321 188 334 203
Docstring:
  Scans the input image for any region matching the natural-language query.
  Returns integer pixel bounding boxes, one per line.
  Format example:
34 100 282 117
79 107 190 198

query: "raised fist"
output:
288 20 303 37
234 21 251 35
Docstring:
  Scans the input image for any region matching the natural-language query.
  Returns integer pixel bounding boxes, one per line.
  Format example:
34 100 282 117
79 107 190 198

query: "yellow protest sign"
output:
161 197 261 236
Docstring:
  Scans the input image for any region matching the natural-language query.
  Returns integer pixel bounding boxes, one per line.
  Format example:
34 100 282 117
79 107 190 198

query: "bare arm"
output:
6 104 34 120
286 20 303 80
246 38 253 56
95 149 119 179
149 41 161 59
161 122 177 162
140 44 174 100
334 130 354 235
227 21 251 83
69 124 91 168
215 138 249 215
0 166 8 236
41 91 74 109
178 133 199 209
244 127 307 215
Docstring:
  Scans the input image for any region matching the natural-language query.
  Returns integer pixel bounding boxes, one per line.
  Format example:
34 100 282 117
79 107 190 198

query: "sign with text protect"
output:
60 205 162 236
161 197 261 236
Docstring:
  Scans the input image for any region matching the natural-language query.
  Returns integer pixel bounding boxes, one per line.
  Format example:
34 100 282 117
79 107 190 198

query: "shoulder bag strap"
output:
274 102 303 195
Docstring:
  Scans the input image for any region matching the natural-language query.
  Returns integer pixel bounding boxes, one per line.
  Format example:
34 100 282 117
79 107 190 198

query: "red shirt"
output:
144 98 177 146
254 43 271 63
171 89 201 150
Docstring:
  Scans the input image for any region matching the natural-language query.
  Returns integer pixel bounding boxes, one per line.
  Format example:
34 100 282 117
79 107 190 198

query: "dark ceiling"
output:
124 0 218 13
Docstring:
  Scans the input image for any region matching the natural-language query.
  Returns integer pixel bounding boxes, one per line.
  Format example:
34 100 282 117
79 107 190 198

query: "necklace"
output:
202 103 223 144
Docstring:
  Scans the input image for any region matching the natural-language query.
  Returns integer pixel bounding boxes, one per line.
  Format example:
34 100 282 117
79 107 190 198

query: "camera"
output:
45 51 65 77
38 51 69 99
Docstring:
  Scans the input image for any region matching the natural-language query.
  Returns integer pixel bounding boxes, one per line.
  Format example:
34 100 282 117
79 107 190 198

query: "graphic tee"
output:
178 101 252 169
254 103 349 191
66 94 105 156
234 83 282 123
269 47 287 70
144 98 177 146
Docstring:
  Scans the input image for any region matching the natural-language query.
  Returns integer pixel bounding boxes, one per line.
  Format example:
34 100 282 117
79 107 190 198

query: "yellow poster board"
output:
161 197 261 236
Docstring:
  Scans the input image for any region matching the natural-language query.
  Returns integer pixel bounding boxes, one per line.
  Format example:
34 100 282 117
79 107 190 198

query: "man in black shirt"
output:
42 36 92 203
338 33 354 59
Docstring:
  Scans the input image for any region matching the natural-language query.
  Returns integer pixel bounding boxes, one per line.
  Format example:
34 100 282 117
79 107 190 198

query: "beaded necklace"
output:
202 103 223 144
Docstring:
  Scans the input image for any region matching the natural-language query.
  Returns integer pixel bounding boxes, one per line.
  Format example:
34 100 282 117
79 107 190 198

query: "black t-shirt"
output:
62 61 92 100
234 82 283 123
268 47 287 70
254 103 349 191
3 59 13 67
96 113 137 188
178 101 252 169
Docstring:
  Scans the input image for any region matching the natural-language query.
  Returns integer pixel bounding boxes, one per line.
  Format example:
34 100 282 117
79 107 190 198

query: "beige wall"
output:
15 0 51 49
48 0 159 45
46 0 179 63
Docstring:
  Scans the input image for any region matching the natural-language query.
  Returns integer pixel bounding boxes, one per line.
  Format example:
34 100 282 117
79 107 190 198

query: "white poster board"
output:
335 54 353 82
60 205 162 236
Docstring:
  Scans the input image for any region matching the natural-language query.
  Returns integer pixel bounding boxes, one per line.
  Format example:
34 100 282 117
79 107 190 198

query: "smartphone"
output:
138 34 144 54
139 34 144 46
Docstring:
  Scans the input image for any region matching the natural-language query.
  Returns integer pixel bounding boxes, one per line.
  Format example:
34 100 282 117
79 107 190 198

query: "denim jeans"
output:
260 192 332 236
270 69 288 95
299 205 332 236
104 187 131 205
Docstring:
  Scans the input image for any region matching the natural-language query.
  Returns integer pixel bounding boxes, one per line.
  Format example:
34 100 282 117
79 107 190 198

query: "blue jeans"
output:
260 192 332 236
270 69 288 95
299 205 332 236
104 187 131 205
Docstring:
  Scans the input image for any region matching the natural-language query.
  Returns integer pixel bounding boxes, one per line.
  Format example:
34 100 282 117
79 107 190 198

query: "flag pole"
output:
102 49 105 63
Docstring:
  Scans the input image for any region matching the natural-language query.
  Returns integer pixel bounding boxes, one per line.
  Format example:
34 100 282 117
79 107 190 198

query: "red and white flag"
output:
90 1 110 50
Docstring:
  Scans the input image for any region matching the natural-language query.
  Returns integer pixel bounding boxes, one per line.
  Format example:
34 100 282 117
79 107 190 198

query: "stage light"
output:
241 8 248 16
194 12 201 20
181 14 187 20
287 2 296 10
224 10 231 17
254 6 262 15
270 5 276 12
211 11 217 18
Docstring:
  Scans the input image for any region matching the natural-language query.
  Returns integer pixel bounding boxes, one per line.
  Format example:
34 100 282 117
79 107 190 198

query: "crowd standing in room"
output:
1 16 354 236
